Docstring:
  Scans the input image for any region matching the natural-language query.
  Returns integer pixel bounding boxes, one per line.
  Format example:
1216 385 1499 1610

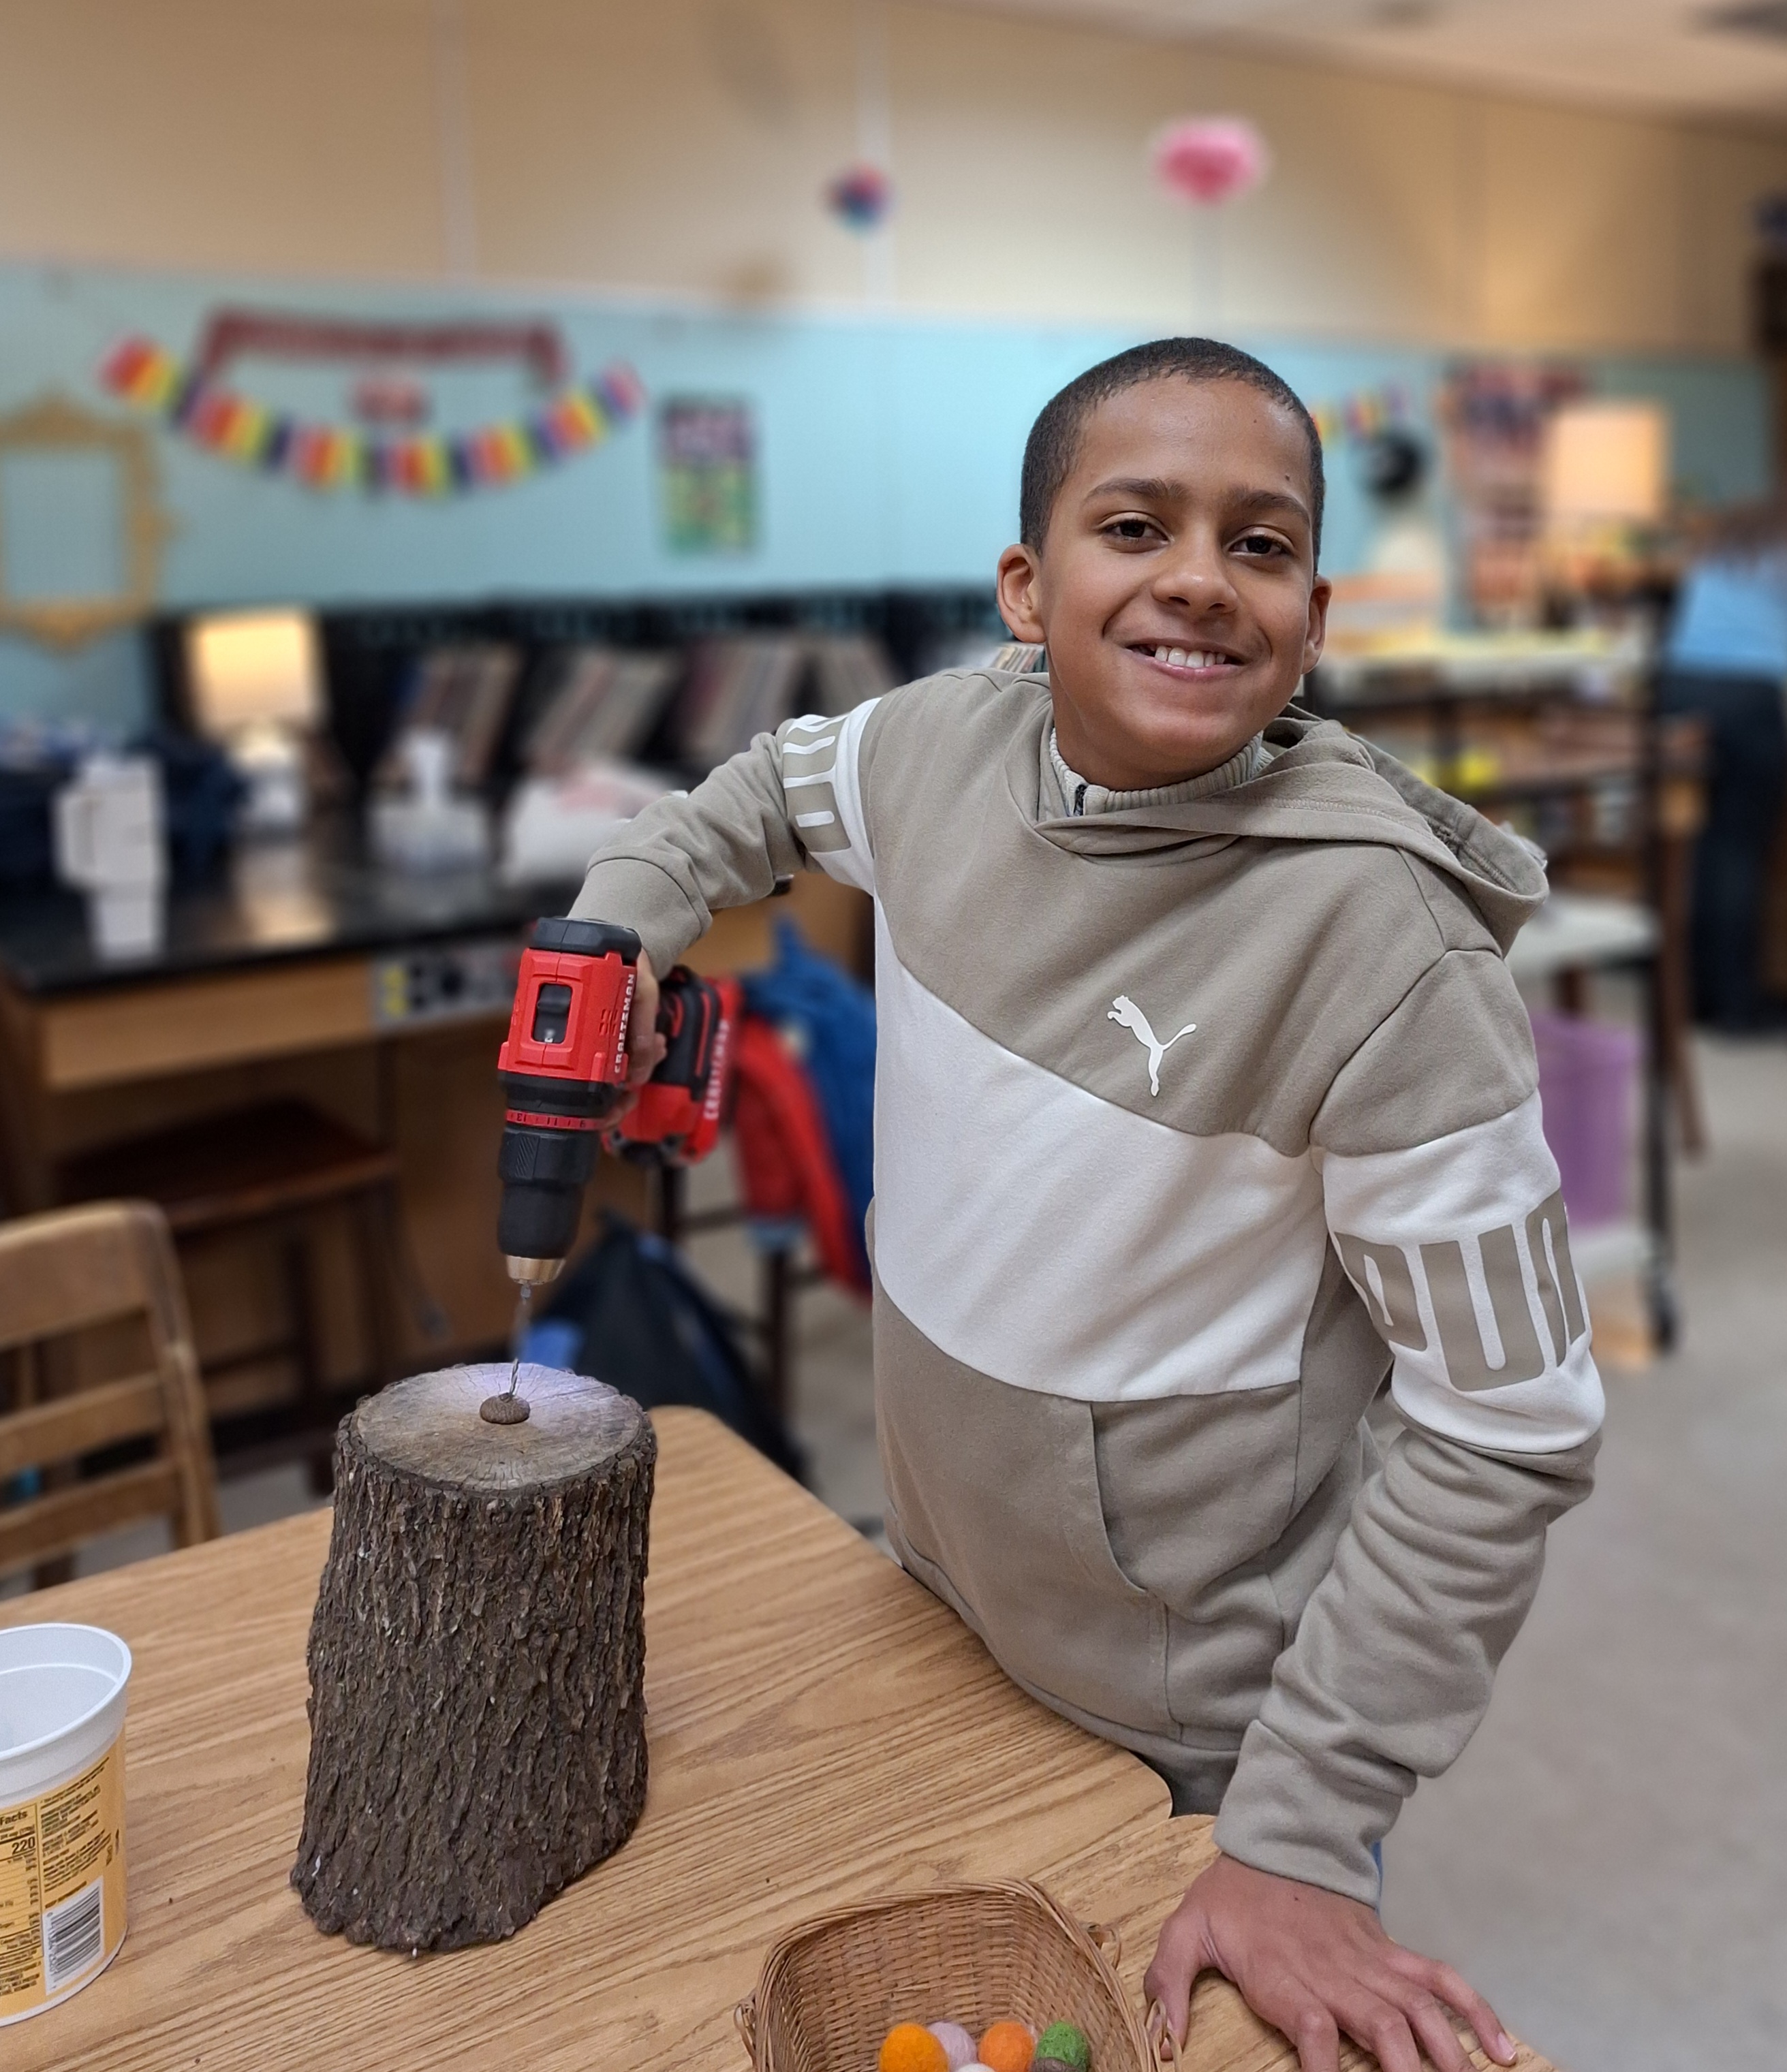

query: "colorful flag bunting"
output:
97 332 643 498
550 389 604 450
1309 383 1410 450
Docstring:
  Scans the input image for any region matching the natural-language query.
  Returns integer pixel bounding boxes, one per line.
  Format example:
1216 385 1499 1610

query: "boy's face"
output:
997 377 1331 792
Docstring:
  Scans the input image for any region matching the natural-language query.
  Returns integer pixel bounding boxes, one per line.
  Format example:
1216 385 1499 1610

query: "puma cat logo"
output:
1108 995 1198 1096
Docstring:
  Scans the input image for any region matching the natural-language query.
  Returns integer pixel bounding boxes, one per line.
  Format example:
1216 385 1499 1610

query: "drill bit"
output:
506 1282 533 1396
480 1285 535 1426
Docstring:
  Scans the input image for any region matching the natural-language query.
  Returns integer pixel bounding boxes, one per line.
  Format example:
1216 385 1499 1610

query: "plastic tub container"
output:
1530 1011 1640 1231
0 1624 131 2024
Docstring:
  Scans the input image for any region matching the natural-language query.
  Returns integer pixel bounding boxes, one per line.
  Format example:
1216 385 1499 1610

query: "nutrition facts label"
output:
0 1803 44 2001
0 1739 126 2024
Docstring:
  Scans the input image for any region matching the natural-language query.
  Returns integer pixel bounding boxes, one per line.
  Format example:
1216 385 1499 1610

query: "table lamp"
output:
1541 401 1669 594
184 608 323 833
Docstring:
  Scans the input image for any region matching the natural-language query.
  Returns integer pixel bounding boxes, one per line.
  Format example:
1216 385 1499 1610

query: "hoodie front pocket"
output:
1091 1387 1301 1742
873 1286 1175 1738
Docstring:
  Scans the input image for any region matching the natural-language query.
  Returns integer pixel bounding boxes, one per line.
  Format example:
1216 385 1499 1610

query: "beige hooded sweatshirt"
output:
573 667 1604 1904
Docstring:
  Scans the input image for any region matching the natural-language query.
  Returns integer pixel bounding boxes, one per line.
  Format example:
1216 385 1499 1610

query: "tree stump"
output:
291 1363 655 1951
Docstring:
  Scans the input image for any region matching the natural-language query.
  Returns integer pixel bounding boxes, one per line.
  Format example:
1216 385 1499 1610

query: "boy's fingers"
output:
1143 1890 1222 2048
1144 1994 1189 2055
625 954 663 1084
1387 1949 1515 2064
1349 2003 1424 2072
624 1050 656 1090
1286 2000 1342 2072
1140 1931 1198 2045
1318 1984 1422 2072
1395 1990 1474 2072
1143 1998 1178 2062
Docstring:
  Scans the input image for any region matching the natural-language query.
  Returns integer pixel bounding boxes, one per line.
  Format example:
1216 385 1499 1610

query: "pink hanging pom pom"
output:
1151 116 1271 206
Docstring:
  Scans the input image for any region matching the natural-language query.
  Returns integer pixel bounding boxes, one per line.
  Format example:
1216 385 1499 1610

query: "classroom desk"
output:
0 1411 1551 2072
0 828 809 1103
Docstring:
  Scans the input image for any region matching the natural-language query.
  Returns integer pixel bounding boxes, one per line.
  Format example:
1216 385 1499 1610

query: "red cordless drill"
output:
496 917 738 1287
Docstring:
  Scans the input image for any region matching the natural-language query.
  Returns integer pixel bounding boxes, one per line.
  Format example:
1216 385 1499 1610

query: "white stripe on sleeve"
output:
777 700 878 892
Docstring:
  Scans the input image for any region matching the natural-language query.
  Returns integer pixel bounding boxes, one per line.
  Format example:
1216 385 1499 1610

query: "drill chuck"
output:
495 1121 595 1267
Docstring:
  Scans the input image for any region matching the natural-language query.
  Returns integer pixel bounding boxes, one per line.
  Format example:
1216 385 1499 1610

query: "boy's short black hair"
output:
1020 337 1325 561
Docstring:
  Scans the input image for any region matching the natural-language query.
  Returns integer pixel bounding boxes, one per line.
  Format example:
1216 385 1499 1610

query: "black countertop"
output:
0 822 579 999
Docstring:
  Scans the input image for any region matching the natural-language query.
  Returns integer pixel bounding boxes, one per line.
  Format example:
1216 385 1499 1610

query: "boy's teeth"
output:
1153 645 1221 667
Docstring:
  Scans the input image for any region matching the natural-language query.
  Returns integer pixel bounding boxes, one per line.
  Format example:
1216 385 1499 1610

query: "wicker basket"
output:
735 1879 1160 2072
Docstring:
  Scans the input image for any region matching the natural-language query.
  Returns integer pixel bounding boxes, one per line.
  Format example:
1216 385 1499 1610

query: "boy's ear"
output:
1301 574 1333 676
995 543 1046 645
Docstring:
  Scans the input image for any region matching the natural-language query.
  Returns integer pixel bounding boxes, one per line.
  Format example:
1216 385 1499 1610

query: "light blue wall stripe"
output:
0 264 1772 727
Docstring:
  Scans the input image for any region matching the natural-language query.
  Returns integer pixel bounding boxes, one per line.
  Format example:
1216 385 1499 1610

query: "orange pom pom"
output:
880 2023 950 2072
978 2022 1036 2072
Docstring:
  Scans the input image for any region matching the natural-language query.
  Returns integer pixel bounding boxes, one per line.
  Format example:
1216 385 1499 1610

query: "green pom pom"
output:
1036 2025 1089 2072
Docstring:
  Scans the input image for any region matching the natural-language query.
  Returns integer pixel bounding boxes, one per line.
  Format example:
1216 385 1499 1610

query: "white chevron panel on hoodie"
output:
871 907 1328 1401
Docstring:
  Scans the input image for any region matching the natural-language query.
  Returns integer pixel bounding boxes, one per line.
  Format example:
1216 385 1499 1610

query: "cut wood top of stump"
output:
353 1364 647 1493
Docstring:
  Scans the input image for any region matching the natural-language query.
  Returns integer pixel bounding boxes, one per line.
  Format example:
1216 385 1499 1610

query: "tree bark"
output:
292 1363 655 1951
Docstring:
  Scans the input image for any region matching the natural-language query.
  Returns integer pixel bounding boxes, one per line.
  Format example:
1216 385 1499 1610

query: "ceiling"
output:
947 0 1787 124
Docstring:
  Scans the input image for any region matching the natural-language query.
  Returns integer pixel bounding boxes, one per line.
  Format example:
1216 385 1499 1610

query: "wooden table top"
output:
1 1409 1551 2072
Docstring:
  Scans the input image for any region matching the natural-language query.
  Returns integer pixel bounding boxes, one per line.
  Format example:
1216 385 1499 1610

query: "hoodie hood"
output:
1010 678 1547 954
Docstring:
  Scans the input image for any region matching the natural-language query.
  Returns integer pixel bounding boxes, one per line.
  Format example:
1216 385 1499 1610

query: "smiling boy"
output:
576 339 1602 2071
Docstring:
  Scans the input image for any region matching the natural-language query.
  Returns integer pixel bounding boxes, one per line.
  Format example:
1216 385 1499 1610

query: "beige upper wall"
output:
0 0 446 280
0 0 1783 355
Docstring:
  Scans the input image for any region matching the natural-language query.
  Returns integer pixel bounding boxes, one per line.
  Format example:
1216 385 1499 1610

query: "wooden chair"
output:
0 1199 220 1587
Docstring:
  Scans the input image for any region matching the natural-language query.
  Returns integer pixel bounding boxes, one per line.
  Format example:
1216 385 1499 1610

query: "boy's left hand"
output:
1143 1854 1518 2072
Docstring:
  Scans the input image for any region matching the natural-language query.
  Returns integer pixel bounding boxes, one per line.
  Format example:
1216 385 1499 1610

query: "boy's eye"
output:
1235 532 1288 557
1102 516 1159 544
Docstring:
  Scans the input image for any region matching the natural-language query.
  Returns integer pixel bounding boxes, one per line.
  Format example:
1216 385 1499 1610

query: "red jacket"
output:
729 1015 868 1294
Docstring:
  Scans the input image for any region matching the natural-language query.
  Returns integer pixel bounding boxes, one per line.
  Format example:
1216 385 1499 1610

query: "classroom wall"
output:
0 0 1785 354
1 2 1782 730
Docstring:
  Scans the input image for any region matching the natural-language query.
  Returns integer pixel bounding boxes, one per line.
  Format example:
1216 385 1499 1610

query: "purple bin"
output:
1529 1011 1641 1230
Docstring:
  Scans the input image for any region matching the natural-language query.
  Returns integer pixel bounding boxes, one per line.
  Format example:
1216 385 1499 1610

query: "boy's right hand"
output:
621 950 667 1104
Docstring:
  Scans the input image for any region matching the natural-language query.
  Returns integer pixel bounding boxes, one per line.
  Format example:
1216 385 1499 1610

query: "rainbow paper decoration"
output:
99 334 643 497
1308 384 1410 449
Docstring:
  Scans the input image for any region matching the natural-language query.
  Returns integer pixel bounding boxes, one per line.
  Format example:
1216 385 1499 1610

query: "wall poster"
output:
1438 361 1586 626
658 397 756 554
